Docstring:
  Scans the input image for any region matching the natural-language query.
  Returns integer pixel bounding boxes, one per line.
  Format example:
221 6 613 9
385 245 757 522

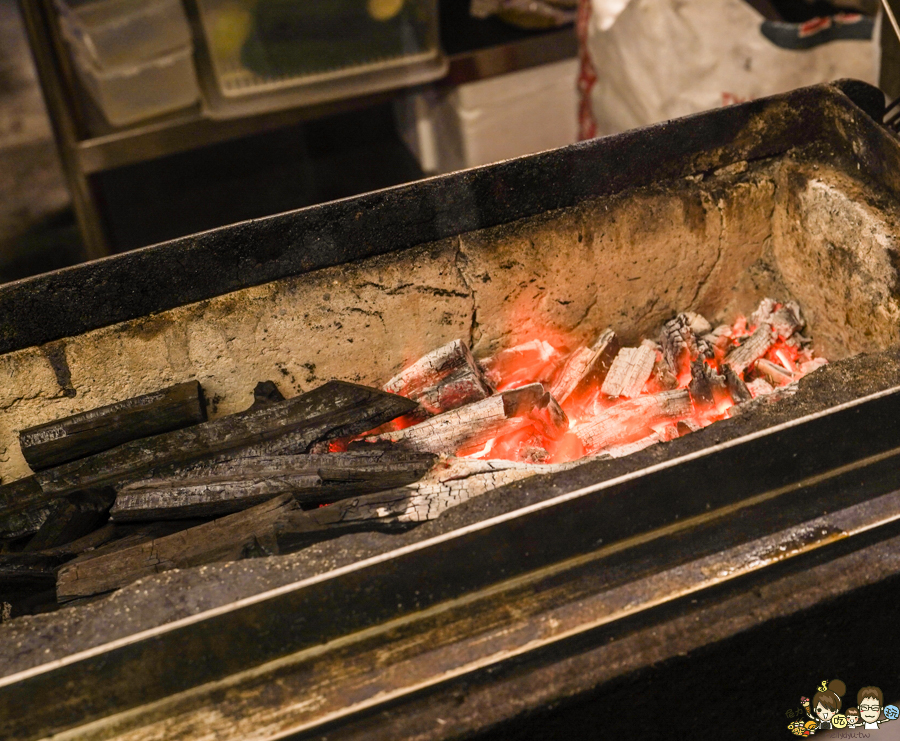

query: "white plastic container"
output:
71 44 200 127
396 58 580 175
56 0 192 69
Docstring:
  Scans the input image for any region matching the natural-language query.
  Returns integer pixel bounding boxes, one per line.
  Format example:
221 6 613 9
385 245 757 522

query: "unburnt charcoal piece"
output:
35 381 418 498
0 552 64 590
19 381 206 471
56 494 300 601
0 477 56 539
110 450 438 521
22 490 115 552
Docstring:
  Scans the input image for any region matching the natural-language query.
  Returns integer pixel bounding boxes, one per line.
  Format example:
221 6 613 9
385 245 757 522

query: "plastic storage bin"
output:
396 58 580 174
55 0 192 69
70 44 200 127
190 0 447 118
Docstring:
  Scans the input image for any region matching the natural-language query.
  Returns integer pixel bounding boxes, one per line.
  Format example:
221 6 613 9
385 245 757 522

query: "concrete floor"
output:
0 0 84 283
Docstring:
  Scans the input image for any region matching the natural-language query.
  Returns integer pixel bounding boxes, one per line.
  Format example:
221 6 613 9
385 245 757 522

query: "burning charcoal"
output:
361 383 567 455
688 360 726 409
18 381 207 472
749 297 804 339
755 358 794 387
34 381 418 499
651 422 682 442
110 450 438 521
595 432 661 459
550 328 620 405
724 324 775 376
601 343 656 399
702 324 733 356
504 384 568 440
383 339 493 418
749 297 778 327
649 357 678 391
659 314 713 378
249 381 285 409
683 312 712 337
573 389 692 455
799 357 828 375
746 377 775 398
482 340 562 389
723 365 752 404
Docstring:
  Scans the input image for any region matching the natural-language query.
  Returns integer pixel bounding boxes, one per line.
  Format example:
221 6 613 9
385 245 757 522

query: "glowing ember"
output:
360 299 824 466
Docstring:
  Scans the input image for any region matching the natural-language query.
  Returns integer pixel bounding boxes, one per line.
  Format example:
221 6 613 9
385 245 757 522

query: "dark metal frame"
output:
0 80 899 740
4 385 900 739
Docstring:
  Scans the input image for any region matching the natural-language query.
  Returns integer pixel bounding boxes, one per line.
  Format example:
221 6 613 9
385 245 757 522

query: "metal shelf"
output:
17 0 576 256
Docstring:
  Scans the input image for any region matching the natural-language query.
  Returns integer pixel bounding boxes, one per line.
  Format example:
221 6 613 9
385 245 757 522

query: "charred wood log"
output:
22 490 114 552
110 451 437 521
601 343 657 399
573 389 692 455
361 384 567 455
756 358 794 386
35 381 417 498
274 457 583 551
56 494 299 601
723 364 752 404
750 298 804 339
659 313 714 377
0 477 57 539
724 324 775 376
19 381 206 471
550 329 620 404
0 553 64 590
383 339 493 418
688 360 726 409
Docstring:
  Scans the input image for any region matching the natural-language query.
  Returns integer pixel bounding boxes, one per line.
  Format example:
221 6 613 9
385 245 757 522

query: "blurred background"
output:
0 0 893 281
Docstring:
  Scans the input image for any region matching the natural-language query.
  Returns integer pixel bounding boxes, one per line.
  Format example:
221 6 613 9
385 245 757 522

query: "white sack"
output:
582 0 879 137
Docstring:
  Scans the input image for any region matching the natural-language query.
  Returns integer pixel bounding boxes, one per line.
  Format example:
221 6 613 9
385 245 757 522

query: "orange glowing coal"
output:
352 299 824 468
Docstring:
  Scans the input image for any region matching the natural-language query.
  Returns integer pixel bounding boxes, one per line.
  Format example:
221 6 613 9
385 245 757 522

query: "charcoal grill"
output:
2 80 900 740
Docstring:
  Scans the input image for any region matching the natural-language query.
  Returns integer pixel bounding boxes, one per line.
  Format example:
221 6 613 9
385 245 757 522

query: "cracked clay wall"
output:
0 157 897 482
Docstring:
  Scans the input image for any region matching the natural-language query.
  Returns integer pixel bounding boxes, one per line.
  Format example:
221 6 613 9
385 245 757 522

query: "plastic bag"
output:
578 0 879 138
